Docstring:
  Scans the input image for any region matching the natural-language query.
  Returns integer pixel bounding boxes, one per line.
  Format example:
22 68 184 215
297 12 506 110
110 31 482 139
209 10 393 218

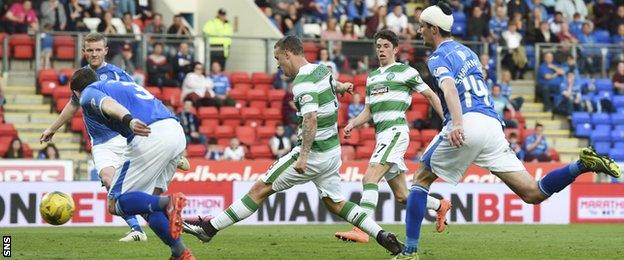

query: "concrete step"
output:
19 132 79 145
3 85 36 95
3 112 59 124
3 103 50 113
510 80 536 87
525 119 563 130
60 151 89 162
521 112 552 120
5 94 46 105
557 147 583 154
7 69 35 86
27 142 82 152
520 102 543 113
553 137 581 148
544 129 571 138
511 86 535 95
558 154 578 163
12 123 65 133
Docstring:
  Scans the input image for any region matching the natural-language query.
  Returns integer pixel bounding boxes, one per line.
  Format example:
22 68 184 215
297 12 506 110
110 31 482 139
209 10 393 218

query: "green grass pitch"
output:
3 224 623 259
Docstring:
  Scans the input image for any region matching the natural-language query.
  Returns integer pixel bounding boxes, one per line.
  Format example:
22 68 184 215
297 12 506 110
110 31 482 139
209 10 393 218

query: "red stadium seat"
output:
549 148 560 162
55 97 69 112
338 106 347 127
213 125 235 139
145 86 162 100
229 72 250 84
197 107 219 120
341 145 355 161
22 143 33 158
247 89 267 101
52 87 72 101
60 68 75 78
228 88 247 101
38 69 59 82
236 126 257 146
186 144 207 158
248 101 268 110
10 34 34 59
409 129 421 142
412 93 427 105
161 88 181 107
406 111 424 122
219 107 241 127
412 104 429 117
355 144 375 160
70 117 85 132
256 126 275 139
217 138 231 147
263 107 282 125
0 124 18 138
304 52 318 63
361 139 376 148
250 145 273 159
241 107 262 126
53 35 76 60
198 124 214 136
251 72 273 84
254 83 272 91
233 83 252 92
360 127 375 141
267 89 286 102
353 74 368 87
200 119 219 130
40 80 59 96
303 42 319 53
269 100 282 109
420 129 439 144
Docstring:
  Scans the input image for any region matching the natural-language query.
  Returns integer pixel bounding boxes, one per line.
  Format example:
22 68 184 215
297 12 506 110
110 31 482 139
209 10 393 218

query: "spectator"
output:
612 24 624 44
282 83 298 136
40 24 54 69
561 55 580 80
270 11 284 32
273 69 290 89
65 0 87 31
549 11 564 35
222 138 245 161
578 22 600 75
557 22 578 44
537 52 565 111
37 143 59 160
40 0 66 31
119 12 141 36
115 0 135 18
569 12 584 37
205 139 223 160
329 0 347 20
555 0 587 22
136 0 153 20
270 0 297 15
467 6 490 43
508 132 525 161
321 17 343 41
558 71 585 115
147 42 178 87
523 123 551 162
408 6 423 39
3 0 38 34
167 14 192 38
470 0 492 19
498 69 524 110
342 20 358 40
531 0 549 23
317 48 338 78
85 0 104 18
507 0 529 19
97 11 117 34
510 12 526 35
365 5 387 38
283 3 303 37
144 12 167 44
178 100 207 145
613 61 624 95
4 138 24 159
480 53 496 83
385 5 410 38
610 5 624 35
173 42 194 84
501 23 527 79
448 0 464 12
209 61 236 107
111 44 144 85
347 0 368 26
491 84 518 128
593 0 614 30
270 125 292 159
181 62 216 107
489 5 508 42
535 21 560 43
348 92 365 119
203 8 233 69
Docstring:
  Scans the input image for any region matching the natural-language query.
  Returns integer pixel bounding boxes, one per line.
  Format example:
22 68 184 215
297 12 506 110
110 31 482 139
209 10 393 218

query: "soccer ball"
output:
39 191 75 225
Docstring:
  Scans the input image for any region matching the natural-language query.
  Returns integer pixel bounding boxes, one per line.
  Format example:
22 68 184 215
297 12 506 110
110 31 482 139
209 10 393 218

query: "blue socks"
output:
538 161 588 197
123 215 143 232
146 212 186 257
116 191 166 215
404 185 429 254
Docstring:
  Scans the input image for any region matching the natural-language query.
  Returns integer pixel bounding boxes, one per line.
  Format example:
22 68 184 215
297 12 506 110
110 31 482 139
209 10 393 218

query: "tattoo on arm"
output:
300 112 318 156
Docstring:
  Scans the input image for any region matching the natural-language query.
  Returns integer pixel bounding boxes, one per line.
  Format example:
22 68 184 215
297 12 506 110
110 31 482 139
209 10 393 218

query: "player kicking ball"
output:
396 2 622 259
185 36 404 255
334 29 451 243
40 32 190 242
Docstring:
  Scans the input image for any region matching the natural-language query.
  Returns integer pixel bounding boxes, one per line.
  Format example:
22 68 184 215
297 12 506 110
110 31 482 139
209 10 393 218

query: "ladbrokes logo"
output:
578 197 624 219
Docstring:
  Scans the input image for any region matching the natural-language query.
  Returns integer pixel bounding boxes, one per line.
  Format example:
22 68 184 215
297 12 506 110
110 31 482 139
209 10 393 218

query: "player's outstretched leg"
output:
100 166 147 242
326 198 403 255
145 212 194 260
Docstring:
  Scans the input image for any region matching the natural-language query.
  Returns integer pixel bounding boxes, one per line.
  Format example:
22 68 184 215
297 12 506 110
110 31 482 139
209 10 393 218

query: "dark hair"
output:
373 29 399 48
83 32 107 46
437 1 453 15
509 132 518 138
5 137 23 159
70 67 98 92
317 47 329 61
40 144 59 159
274 35 304 56
153 12 162 18
153 42 163 49
535 123 544 128
123 12 132 17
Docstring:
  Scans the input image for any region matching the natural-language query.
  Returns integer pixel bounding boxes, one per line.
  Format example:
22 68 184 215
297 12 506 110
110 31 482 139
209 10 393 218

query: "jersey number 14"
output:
461 75 490 107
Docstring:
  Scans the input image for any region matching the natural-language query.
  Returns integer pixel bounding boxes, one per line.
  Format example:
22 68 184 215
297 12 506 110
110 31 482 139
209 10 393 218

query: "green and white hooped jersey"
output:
365 62 430 135
293 63 340 153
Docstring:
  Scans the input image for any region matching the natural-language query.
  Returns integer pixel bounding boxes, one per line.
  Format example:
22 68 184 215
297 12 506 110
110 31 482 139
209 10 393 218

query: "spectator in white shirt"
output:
385 5 410 38
181 62 216 107
502 23 528 79
270 125 292 159
222 138 245 161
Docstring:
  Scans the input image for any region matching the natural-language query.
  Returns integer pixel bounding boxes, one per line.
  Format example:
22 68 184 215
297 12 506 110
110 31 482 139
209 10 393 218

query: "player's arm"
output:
344 104 371 138
420 88 445 119
40 99 80 143
294 111 317 174
440 78 464 147
335 81 354 95
100 98 151 136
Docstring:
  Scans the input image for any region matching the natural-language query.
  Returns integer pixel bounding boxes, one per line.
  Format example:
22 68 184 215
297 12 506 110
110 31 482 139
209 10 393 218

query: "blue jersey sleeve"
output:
427 54 454 85
80 87 110 119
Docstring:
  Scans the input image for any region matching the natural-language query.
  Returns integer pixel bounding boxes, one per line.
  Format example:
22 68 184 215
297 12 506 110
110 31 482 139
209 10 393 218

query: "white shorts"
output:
421 112 526 185
108 119 186 199
369 130 409 181
92 134 127 174
261 146 345 203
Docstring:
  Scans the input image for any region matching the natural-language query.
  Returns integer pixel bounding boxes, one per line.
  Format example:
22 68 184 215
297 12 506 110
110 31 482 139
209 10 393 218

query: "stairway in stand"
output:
512 80 587 163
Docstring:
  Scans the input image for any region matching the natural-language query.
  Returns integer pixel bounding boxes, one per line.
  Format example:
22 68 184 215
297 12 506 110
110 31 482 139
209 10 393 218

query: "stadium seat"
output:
217 138 231 147
612 113 624 126
609 149 624 161
220 107 241 127
241 107 263 126
591 129 611 143
197 107 219 120
420 129 439 144
338 74 353 83
53 35 76 60
213 125 235 139
40 80 59 96
22 143 33 158
233 83 253 91
574 123 592 137
230 72 251 84
10 34 34 59
161 88 181 107
593 30 611 43
360 127 375 141
38 69 59 82
453 11 467 23
406 111 424 122
145 86 162 100
55 97 69 112
341 145 355 161
247 89 268 101
186 144 206 158
412 104 429 117
268 89 286 101
52 87 72 101
451 22 466 37
412 93 427 105
251 72 273 84
228 88 247 101
198 124 214 136
200 119 219 129
409 129 421 142
337 106 348 127
263 108 282 127
591 113 611 125
611 129 624 142
269 100 282 109
250 145 273 159
353 74 368 87
571 112 591 125
256 126 275 139
614 142 624 150
0 124 18 138
303 41 319 54
548 148 560 162
236 126 257 145
594 78 613 92
254 84 272 91
594 141 611 155
355 144 375 160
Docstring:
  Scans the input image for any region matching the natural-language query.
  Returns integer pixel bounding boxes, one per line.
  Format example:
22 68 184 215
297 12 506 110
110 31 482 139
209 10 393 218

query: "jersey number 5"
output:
120 82 155 100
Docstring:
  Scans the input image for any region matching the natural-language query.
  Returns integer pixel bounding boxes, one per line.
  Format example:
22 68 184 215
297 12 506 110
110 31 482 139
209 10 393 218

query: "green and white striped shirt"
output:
365 63 429 134
293 63 340 153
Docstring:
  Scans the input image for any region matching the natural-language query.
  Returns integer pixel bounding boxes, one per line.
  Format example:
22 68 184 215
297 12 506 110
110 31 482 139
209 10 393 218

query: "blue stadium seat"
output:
452 22 466 37
591 113 611 125
612 113 624 125
611 129 624 142
591 129 611 143
613 95 624 107
593 141 611 155
595 78 614 92
572 112 591 125
614 142 624 150
453 12 467 23
608 149 624 161
575 123 592 137
593 30 611 44
616 125 624 131
595 124 611 131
